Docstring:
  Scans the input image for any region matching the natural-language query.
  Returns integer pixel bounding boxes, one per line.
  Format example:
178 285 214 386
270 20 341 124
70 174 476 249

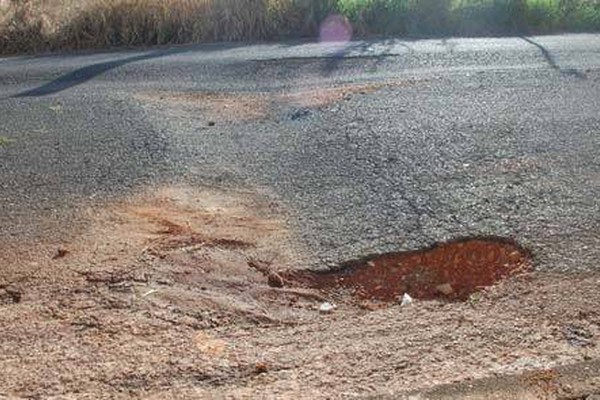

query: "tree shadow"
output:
521 36 587 79
12 42 276 97
14 53 158 97
321 38 406 76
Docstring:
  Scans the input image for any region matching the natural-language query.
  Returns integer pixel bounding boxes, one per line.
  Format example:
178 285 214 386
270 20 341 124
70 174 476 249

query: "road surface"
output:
1 34 599 270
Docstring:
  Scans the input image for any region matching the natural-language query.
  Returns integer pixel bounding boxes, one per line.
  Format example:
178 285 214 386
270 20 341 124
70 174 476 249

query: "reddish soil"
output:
136 80 419 124
1 185 599 399
285 238 532 302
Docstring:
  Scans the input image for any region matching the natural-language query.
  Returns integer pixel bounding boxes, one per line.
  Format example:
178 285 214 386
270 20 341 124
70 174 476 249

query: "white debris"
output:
400 293 413 307
319 302 336 314
142 289 158 298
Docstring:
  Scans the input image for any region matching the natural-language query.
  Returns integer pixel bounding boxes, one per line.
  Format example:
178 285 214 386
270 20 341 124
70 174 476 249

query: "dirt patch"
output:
397 359 600 400
69 185 311 325
137 80 410 123
137 91 271 123
278 82 392 109
284 238 532 303
0 184 314 398
1 185 599 399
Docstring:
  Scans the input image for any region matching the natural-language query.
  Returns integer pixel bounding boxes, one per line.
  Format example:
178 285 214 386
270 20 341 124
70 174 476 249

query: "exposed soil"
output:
136 91 271 123
278 82 394 109
136 80 414 124
284 238 532 302
1 185 599 399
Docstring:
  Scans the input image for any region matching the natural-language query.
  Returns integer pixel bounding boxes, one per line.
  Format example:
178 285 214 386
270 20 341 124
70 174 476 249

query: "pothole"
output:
283 238 533 302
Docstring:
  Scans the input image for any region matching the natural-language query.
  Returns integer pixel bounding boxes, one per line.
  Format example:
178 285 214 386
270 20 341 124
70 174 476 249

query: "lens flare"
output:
319 14 353 43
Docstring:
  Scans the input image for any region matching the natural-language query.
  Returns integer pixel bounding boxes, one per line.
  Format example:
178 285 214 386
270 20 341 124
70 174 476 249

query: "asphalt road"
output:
0 34 599 270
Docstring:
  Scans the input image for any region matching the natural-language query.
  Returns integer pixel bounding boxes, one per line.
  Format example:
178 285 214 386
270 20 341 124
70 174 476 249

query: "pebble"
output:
436 283 454 296
401 293 413 307
319 302 335 314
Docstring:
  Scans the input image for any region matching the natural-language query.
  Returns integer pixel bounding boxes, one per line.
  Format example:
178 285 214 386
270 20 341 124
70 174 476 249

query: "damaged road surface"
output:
1 35 600 398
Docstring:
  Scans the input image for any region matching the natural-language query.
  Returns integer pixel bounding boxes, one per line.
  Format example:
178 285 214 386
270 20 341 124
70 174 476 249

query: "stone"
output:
0 287 22 304
436 283 454 296
401 293 413 307
319 302 335 314
267 272 284 288
52 247 69 260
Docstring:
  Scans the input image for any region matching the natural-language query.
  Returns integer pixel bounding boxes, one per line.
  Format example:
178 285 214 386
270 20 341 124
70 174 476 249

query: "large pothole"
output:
283 238 533 302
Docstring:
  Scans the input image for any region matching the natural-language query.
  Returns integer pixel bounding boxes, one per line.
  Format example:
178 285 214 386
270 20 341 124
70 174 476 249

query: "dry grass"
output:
0 0 327 55
2 0 600 56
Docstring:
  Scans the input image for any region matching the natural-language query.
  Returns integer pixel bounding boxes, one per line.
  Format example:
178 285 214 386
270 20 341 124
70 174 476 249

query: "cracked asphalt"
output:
0 34 599 270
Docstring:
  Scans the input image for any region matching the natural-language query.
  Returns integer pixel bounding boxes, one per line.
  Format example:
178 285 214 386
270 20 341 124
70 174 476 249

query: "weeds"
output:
0 136 14 147
1 0 599 55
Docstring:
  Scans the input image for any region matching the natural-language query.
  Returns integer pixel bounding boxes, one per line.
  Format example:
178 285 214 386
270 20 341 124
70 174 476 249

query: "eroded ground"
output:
1 184 599 399
134 80 416 125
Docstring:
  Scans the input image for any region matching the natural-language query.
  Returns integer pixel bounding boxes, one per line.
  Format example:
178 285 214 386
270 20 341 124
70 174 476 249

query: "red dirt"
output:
285 238 532 302
3 186 599 399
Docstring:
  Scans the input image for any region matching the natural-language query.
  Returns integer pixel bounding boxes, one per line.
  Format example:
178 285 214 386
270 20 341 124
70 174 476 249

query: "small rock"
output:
562 384 573 394
360 301 385 311
52 247 69 260
0 287 22 304
254 362 269 374
564 324 593 347
586 395 600 400
319 302 335 314
267 272 284 288
290 108 310 121
436 283 454 296
400 293 413 307
156 277 173 285
207 121 216 127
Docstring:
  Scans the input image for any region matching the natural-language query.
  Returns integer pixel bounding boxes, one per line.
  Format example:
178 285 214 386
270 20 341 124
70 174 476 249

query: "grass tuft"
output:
0 136 14 147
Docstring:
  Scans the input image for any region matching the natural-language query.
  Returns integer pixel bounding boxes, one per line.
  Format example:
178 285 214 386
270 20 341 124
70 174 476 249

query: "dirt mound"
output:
284 238 532 302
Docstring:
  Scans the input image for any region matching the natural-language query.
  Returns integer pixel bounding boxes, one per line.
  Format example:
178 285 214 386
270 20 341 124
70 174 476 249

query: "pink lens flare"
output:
319 14 353 43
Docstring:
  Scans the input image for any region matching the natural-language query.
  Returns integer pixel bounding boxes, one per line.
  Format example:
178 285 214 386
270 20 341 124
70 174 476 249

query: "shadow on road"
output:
12 43 249 97
321 39 403 76
521 36 587 79
15 53 157 97
14 36 586 97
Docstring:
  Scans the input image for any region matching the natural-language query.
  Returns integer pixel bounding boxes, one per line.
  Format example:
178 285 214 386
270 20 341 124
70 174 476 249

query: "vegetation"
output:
0 136 14 147
1 0 599 55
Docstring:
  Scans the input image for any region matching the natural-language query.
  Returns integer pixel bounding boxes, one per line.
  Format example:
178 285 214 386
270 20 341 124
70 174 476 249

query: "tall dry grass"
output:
1 0 600 55
0 0 337 54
